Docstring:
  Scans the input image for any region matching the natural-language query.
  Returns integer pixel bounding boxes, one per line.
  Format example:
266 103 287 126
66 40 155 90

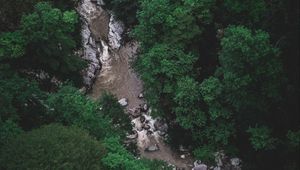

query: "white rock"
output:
214 151 225 167
194 160 202 167
179 145 189 152
213 167 221 170
118 98 128 107
193 164 207 170
138 93 144 98
108 15 124 49
126 131 138 139
145 144 159 152
230 158 241 167
180 154 186 159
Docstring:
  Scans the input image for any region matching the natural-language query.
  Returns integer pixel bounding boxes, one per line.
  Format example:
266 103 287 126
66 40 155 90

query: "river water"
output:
78 0 193 169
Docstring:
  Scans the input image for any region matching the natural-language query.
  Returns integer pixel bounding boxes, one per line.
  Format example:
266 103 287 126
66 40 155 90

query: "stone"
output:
138 93 144 98
143 124 151 130
136 126 143 131
158 131 166 136
130 108 141 118
194 160 202 167
146 130 153 135
145 144 159 152
140 115 146 123
193 164 207 170
126 130 138 139
118 98 128 107
180 155 186 159
213 167 221 170
79 87 87 93
142 104 148 112
179 145 189 152
230 158 241 167
214 151 225 167
154 119 168 132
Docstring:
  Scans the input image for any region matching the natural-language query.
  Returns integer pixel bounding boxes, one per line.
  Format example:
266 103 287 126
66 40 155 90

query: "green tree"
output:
286 130 300 149
0 124 106 170
174 77 206 129
0 119 23 148
133 0 203 47
98 92 131 133
0 74 47 129
247 126 278 151
193 25 284 160
0 31 25 60
19 2 86 82
218 26 283 114
46 85 113 139
135 44 197 115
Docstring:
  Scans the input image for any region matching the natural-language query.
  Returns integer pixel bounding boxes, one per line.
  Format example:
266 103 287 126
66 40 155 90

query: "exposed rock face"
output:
108 15 124 49
77 0 124 90
77 0 102 89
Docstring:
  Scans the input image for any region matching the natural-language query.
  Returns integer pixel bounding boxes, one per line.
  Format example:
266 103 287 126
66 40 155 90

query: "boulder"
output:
179 145 189 152
146 130 153 135
154 119 168 132
143 124 151 130
145 144 159 152
142 104 148 112
118 98 128 107
126 130 138 139
136 126 143 131
192 164 207 170
194 160 202 167
214 151 225 167
230 158 241 167
158 131 166 136
140 115 146 123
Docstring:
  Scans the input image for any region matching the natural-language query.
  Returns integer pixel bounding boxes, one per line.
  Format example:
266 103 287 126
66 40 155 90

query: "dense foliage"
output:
0 0 299 169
